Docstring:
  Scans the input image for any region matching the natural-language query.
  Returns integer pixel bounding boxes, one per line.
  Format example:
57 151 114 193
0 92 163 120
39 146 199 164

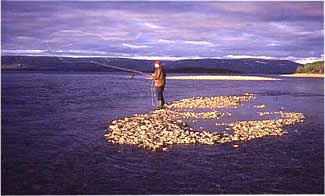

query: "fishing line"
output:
46 30 150 76
46 29 157 107
89 60 150 76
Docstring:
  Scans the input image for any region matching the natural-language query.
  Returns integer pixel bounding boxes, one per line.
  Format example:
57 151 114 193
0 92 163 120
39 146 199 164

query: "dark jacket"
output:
153 66 166 87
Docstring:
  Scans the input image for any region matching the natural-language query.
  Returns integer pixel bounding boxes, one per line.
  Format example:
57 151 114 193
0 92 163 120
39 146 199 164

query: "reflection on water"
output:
1 72 324 194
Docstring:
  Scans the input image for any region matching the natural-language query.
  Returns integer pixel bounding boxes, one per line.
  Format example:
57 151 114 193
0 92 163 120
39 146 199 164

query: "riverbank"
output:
280 73 324 78
165 75 280 80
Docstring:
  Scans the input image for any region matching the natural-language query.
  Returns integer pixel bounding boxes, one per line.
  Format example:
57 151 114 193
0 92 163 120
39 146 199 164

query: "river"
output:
1 72 324 194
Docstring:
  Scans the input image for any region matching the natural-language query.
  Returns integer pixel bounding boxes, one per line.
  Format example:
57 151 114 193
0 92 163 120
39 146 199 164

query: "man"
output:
152 60 166 109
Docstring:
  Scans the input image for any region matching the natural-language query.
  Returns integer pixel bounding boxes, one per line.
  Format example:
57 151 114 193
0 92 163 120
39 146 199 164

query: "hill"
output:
296 61 324 74
1 55 302 74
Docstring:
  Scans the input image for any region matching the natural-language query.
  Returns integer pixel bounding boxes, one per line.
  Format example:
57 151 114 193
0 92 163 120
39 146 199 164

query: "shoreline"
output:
3 70 324 79
279 73 324 78
166 75 281 80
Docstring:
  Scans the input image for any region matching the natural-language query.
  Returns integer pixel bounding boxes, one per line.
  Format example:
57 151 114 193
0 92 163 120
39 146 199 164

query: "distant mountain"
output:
1 55 302 74
166 58 301 74
296 61 324 74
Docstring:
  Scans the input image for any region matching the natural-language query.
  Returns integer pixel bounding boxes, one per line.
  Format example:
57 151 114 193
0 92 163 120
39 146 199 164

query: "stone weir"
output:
105 93 304 151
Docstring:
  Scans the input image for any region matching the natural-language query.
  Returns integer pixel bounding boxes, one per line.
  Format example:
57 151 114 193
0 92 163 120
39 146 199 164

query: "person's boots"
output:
158 100 164 109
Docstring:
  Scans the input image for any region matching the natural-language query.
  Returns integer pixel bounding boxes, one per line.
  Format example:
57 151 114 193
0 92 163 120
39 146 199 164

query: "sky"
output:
1 1 324 63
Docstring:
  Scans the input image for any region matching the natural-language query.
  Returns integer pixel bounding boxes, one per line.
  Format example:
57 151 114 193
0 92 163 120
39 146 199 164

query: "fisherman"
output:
152 60 166 109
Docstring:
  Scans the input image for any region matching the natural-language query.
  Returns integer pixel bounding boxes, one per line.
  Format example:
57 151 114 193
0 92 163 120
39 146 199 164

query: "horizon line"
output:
1 52 324 64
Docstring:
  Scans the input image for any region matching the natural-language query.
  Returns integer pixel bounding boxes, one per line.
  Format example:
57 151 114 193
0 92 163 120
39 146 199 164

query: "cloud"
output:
183 40 215 47
54 49 107 55
158 39 176 43
1 1 323 60
142 22 163 29
224 55 275 60
126 56 198 61
267 43 279 47
225 54 324 64
284 56 324 64
2 49 47 54
122 43 150 49
16 36 36 40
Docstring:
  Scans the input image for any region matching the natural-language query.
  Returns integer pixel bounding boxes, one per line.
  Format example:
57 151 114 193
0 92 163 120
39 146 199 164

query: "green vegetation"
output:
296 61 324 74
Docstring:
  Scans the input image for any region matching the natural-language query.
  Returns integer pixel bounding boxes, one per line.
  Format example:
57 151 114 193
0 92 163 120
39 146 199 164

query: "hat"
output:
154 60 161 65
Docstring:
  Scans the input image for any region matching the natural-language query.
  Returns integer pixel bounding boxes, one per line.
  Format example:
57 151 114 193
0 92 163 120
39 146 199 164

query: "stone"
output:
104 93 304 151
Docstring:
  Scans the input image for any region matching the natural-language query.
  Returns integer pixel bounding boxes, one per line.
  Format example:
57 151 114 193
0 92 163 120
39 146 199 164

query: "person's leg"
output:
155 86 163 109
161 86 165 106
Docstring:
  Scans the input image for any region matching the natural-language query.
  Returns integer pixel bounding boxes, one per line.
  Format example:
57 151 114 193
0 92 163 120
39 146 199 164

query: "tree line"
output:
296 61 324 74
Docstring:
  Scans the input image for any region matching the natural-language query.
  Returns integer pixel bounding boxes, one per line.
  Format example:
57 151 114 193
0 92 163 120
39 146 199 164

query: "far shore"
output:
279 73 324 78
165 75 281 81
146 73 325 81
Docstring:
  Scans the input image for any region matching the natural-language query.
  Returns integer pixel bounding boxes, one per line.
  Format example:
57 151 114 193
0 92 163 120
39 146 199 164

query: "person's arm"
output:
152 69 160 80
152 70 156 79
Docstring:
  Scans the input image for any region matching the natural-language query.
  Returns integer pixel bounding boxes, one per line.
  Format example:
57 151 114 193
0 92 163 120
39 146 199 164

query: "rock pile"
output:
160 109 225 119
166 93 255 109
105 108 228 150
216 111 305 142
105 94 305 151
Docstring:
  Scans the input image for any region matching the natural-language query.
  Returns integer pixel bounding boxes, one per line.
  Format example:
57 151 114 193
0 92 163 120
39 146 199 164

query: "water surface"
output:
1 72 324 194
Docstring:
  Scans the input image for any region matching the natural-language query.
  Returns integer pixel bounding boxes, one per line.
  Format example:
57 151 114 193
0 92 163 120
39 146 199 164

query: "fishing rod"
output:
46 31 151 76
89 61 151 77
92 61 157 107
47 30 157 107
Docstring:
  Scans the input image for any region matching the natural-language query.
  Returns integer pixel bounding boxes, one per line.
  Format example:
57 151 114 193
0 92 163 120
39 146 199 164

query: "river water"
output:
1 72 324 194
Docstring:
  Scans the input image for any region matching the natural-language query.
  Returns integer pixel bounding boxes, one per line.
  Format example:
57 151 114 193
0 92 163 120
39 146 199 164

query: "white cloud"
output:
184 40 215 47
122 43 149 49
59 29 82 34
16 36 36 40
49 29 128 41
2 49 47 54
1 49 110 57
224 55 275 60
143 22 163 29
129 56 202 61
284 56 324 64
267 43 279 47
54 49 107 55
224 54 325 64
158 39 176 43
